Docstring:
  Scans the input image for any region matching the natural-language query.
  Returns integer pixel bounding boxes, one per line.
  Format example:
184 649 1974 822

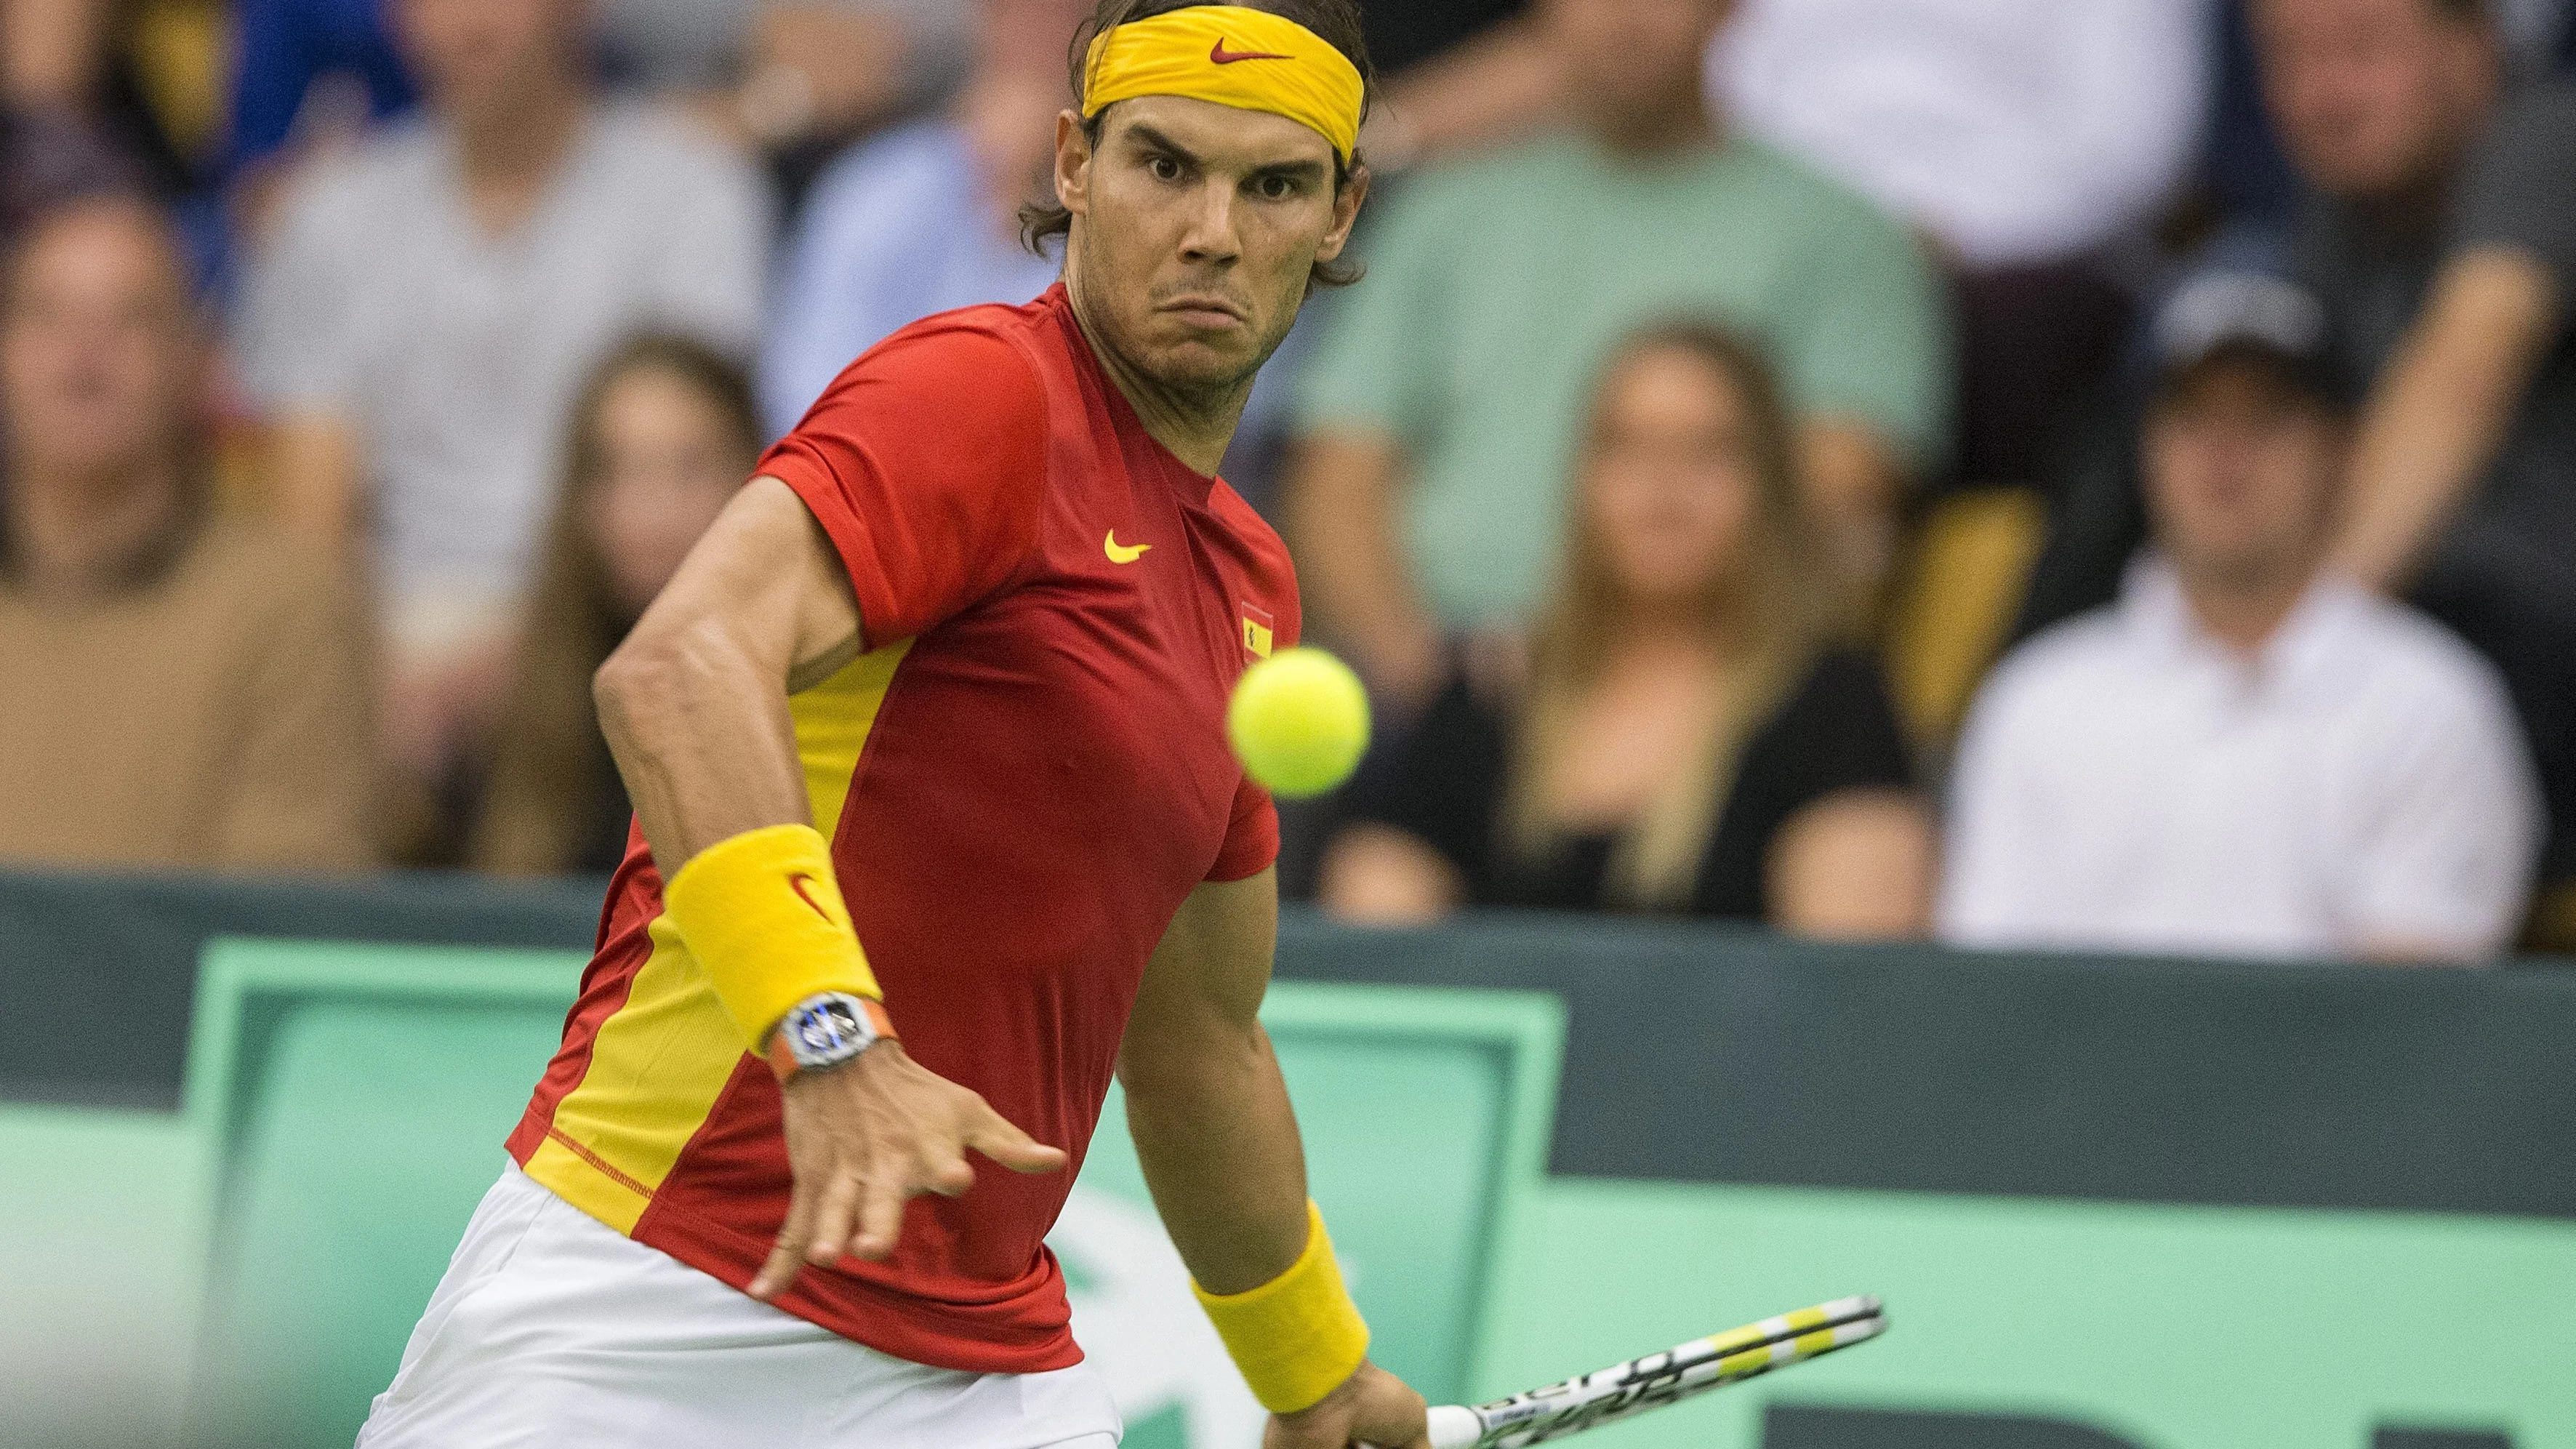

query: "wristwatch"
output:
765 992 896 1081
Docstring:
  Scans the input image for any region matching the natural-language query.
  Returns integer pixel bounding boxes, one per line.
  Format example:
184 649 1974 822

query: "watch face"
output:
794 998 867 1061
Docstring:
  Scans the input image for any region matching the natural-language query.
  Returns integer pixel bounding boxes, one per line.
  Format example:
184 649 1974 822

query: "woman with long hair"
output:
468 334 763 875
1321 321 1933 934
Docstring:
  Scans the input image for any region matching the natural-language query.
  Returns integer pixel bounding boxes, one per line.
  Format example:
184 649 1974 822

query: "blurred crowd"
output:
1 0 2571 967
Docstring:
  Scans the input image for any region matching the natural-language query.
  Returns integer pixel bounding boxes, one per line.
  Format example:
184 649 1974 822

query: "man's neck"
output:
2177 558 2319 657
1062 273 1252 478
6 455 190 602
450 77 587 235
1582 87 1718 161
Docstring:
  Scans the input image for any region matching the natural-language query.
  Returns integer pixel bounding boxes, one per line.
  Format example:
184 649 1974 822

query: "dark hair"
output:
469 333 763 875
1019 0 1375 289
2425 0 2492 25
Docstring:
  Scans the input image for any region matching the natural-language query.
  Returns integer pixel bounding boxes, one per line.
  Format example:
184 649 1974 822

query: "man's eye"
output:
1256 176 1297 200
1149 156 1183 182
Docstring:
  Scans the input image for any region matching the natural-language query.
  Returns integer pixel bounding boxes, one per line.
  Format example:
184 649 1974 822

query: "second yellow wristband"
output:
1192 1200 1371 1415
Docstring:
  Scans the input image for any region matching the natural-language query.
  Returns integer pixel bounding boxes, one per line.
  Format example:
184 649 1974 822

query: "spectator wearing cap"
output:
758 0 1086 436
234 0 769 830
1939 270 2540 963
1285 0 1949 715
0 196 377 871
2253 0 2576 878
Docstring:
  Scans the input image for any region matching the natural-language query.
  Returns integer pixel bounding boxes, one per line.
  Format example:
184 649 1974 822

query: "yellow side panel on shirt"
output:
790 638 912 840
523 640 912 1233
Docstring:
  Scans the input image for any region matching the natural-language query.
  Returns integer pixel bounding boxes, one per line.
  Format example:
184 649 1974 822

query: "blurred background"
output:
1 0 2574 1446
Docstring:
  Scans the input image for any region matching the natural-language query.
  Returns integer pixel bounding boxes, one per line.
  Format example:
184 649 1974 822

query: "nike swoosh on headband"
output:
1209 39 1293 64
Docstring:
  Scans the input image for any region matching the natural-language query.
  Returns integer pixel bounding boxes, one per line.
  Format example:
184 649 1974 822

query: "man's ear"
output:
1314 163 1371 264
1054 111 1094 218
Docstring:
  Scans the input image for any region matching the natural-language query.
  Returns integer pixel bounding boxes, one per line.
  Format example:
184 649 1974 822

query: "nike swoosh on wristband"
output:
1209 39 1293 64
787 872 834 923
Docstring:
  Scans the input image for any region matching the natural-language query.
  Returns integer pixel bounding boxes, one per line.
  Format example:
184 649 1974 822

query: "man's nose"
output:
1177 181 1243 265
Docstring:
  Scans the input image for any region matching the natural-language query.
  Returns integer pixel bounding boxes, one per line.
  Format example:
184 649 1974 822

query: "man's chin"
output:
1135 334 1264 396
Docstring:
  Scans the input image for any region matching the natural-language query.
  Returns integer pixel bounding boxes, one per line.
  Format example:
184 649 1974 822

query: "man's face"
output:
2254 0 2497 201
394 0 583 117
0 203 197 484
1057 95 1364 398
1545 0 1730 134
2144 358 2343 591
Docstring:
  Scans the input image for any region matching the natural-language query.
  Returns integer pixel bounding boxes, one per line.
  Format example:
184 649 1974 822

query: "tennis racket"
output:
1397 1294 1887 1448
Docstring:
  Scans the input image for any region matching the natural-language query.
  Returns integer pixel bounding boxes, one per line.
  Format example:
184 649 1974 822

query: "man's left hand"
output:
1267 1360 1431 1449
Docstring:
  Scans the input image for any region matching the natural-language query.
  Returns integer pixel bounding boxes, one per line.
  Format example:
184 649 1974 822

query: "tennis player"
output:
356 3 1426 1447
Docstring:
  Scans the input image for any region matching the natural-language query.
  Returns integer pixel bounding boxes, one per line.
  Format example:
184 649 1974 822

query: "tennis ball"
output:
1227 646 1371 799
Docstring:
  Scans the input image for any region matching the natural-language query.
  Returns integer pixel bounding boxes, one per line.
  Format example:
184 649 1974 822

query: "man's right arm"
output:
2327 247 2561 593
593 475 861 862
2331 88 2576 592
595 476 1064 1299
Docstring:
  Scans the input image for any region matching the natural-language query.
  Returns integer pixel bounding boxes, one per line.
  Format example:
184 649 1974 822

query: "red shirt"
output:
506 285 1298 1373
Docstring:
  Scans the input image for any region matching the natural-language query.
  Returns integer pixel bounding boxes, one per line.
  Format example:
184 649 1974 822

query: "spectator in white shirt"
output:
236 0 770 830
1710 0 2214 271
1939 269 2542 963
1710 0 2219 496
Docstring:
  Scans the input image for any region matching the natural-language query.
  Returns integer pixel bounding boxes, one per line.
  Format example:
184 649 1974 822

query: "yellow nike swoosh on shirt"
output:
1105 531 1152 565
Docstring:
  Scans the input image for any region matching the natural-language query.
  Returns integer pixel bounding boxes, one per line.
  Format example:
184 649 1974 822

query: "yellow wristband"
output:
1192 1200 1370 1415
662 824 883 1048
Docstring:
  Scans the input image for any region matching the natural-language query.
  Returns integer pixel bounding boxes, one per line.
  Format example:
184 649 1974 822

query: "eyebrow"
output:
1121 121 1330 185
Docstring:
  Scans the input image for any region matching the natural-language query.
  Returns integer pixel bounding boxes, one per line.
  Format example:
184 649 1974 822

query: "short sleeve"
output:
2449 83 2576 303
1208 774 1282 882
1778 201 1955 473
757 326 1049 646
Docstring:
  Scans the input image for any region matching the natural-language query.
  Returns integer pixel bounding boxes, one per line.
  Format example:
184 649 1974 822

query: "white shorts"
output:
356 1163 1123 1449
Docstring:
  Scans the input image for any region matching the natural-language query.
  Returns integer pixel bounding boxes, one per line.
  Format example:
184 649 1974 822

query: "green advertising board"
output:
3 923 2569 1449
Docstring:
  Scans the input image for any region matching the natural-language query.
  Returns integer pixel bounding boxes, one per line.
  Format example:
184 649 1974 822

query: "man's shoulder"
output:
788 300 1059 451
2316 584 2514 720
859 297 1058 387
1975 607 2138 726
1722 135 1919 244
1205 481 1293 574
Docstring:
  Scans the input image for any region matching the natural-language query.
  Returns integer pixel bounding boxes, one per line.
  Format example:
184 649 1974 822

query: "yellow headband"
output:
1082 6 1364 164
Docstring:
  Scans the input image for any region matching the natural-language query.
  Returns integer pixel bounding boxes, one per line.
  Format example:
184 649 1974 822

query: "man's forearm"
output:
2332 248 2559 592
596 618 813 869
1123 1024 1312 1294
593 479 864 870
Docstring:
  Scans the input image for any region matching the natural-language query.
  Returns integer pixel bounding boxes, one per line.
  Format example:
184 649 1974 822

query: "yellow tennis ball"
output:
1227 647 1371 799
